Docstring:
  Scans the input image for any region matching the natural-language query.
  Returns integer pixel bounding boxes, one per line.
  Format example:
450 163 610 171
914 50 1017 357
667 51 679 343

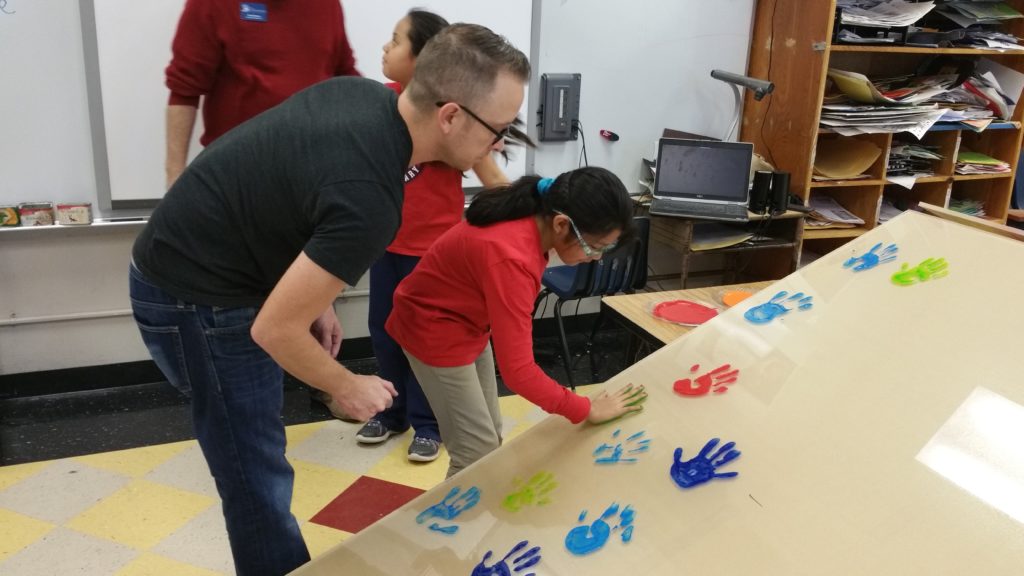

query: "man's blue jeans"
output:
129 265 309 575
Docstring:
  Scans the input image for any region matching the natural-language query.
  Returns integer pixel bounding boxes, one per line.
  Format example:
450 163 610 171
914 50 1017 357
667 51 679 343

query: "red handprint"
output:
673 364 739 397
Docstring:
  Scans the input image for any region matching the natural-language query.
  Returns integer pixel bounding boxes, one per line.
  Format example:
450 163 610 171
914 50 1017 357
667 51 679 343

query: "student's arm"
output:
471 155 508 189
166 104 197 189
252 252 396 420
483 260 592 423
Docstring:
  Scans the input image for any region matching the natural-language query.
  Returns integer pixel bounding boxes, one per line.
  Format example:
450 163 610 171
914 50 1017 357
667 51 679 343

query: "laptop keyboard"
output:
650 199 748 221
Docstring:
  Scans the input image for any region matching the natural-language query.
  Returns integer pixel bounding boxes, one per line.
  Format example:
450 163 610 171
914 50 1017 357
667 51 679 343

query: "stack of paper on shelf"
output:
878 196 905 223
955 149 1011 174
806 195 866 230
937 1 1023 30
948 197 987 217
886 141 943 188
840 0 936 27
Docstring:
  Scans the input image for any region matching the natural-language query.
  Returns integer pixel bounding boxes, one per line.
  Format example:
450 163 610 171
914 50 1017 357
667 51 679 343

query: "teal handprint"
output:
564 503 635 556
416 486 480 534
843 242 898 271
744 290 813 324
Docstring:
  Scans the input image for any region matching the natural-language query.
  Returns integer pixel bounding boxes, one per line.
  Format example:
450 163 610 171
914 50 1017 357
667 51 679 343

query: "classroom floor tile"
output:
310 475 426 534
0 330 631 573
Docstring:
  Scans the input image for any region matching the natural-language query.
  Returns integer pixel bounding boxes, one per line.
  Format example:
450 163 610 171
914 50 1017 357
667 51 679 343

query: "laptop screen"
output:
653 138 754 203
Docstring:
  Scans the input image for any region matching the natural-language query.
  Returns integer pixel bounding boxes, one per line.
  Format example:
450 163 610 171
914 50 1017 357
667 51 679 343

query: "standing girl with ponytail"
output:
386 166 647 478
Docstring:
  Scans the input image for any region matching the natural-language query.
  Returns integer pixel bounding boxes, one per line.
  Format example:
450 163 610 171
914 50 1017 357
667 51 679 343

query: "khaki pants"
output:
404 343 503 478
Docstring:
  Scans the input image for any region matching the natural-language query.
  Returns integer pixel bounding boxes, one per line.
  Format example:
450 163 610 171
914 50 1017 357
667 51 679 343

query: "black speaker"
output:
771 171 790 214
750 170 773 213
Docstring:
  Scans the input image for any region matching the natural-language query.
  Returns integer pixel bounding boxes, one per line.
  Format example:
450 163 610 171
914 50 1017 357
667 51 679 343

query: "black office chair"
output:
533 217 650 389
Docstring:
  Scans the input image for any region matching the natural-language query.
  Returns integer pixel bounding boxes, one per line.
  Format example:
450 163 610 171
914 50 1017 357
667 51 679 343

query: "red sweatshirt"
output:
387 217 592 423
166 0 359 145
384 83 465 256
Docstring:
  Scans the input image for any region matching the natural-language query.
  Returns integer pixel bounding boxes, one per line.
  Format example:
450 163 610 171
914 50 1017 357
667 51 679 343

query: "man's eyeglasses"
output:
436 101 511 146
553 210 618 257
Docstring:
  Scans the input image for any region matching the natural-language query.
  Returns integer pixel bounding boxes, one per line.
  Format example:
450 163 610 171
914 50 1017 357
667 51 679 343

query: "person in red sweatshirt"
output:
164 0 359 188
387 167 648 478
347 9 509 463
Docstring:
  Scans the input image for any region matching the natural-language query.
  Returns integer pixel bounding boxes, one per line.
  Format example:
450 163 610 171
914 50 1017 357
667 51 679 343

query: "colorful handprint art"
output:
673 363 739 396
471 540 542 576
891 257 949 286
744 290 813 324
416 485 481 534
670 438 741 489
843 242 898 272
564 502 636 556
502 471 557 512
593 429 650 464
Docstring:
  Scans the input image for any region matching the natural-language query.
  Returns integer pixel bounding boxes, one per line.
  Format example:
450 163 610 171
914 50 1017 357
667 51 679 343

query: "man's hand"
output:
310 305 342 358
332 374 397 422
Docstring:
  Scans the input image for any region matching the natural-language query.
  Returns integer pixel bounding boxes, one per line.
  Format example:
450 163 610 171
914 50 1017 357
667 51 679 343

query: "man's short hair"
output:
405 23 530 111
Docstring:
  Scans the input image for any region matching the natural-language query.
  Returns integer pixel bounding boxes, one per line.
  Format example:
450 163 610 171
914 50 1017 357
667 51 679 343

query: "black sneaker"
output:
355 419 399 444
407 437 441 462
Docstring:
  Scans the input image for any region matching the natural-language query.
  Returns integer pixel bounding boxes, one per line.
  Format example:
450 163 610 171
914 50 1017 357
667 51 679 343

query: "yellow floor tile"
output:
498 393 541 422
365 441 448 492
301 521 351 559
286 421 328 447
66 478 215 550
0 460 50 491
0 507 54 562
290 460 359 522
504 419 538 442
115 552 224 576
73 441 192 478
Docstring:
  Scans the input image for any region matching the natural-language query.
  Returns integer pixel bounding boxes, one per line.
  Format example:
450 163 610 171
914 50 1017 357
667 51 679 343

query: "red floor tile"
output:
310 475 425 534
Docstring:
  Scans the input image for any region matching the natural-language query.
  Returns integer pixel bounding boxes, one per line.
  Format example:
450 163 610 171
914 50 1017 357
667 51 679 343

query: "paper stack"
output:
955 149 1011 174
806 196 866 230
948 197 987 217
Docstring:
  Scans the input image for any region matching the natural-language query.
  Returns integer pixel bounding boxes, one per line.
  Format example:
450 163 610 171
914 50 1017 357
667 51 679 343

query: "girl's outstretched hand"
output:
586 383 647 425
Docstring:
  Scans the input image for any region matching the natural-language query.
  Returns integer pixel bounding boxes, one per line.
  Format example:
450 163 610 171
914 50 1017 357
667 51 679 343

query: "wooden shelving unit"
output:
741 0 1024 257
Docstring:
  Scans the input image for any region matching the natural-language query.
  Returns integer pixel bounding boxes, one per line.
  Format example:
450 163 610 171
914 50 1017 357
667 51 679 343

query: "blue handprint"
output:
471 540 542 576
670 438 741 489
416 485 481 534
593 429 651 464
744 290 813 324
843 242 898 272
564 503 635 556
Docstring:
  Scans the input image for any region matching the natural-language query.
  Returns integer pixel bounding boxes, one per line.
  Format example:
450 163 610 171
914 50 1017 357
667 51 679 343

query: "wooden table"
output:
648 210 804 288
601 281 772 347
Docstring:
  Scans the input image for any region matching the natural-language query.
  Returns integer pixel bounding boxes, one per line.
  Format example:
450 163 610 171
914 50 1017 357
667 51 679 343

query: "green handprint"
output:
502 471 558 512
891 257 949 286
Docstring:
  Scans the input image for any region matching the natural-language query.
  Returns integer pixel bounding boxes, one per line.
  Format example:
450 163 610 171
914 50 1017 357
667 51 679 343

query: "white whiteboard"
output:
92 0 533 203
0 1 97 207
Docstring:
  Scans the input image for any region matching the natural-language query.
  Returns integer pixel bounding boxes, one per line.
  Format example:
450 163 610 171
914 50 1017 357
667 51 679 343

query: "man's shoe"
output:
356 420 399 444
407 437 441 462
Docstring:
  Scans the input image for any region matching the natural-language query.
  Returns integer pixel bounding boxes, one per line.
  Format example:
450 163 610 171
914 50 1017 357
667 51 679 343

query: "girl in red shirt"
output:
342 10 508 463
387 167 648 477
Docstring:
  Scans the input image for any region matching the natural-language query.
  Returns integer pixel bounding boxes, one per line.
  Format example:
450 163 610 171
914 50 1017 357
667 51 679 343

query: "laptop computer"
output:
649 138 754 222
